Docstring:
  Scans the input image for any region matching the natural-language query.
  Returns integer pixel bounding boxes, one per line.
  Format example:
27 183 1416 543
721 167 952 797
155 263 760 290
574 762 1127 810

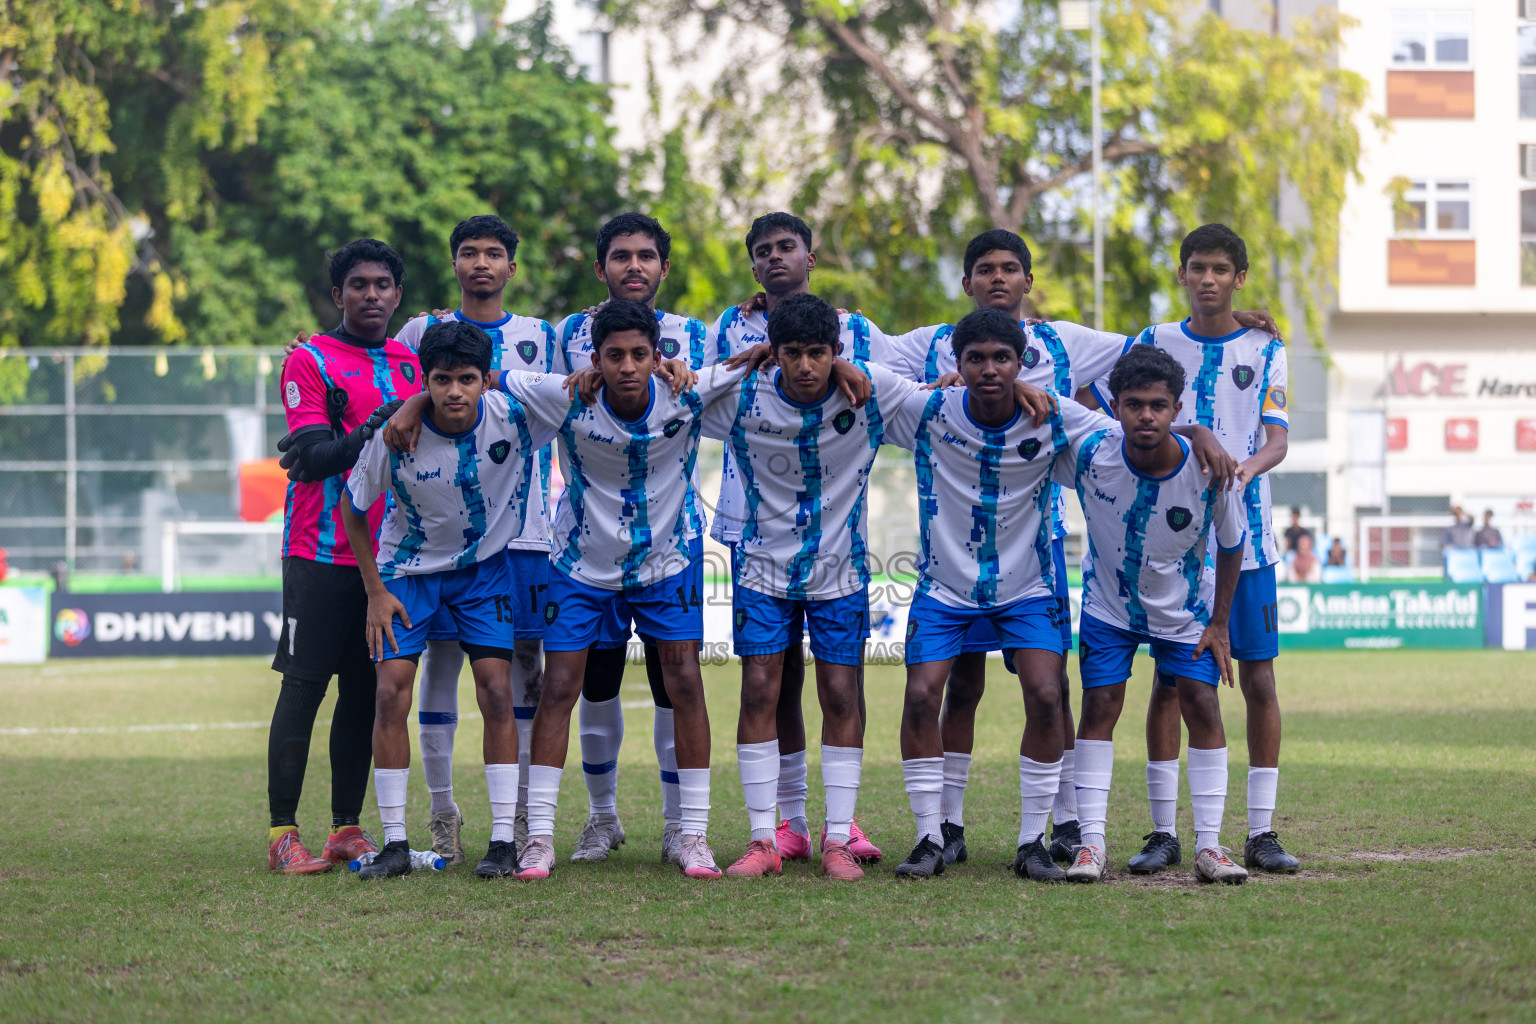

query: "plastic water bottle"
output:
348 848 446 872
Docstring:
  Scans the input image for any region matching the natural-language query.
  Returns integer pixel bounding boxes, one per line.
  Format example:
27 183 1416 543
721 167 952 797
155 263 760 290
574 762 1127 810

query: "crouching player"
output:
341 320 558 879
1056 344 1249 884
698 294 921 880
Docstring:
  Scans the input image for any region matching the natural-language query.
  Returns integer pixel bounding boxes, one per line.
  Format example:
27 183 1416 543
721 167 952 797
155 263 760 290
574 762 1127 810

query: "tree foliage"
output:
0 0 627 348
613 0 1368 340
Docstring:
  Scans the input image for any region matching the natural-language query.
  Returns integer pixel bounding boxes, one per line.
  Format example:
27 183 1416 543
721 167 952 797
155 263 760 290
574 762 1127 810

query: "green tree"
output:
611 0 1368 339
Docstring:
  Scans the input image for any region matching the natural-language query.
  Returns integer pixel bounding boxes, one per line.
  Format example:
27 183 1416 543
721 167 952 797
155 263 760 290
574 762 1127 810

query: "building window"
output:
1521 24 1536 117
1391 10 1472 67
1522 189 1536 286
575 30 610 84
1394 180 1472 236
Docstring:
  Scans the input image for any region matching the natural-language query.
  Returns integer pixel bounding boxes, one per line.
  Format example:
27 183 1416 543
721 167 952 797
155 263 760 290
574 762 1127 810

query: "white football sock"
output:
1248 766 1279 837
485 763 519 844
1074 739 1114 852
510 639 541 817
1147 758 1180 837
526 764 563 837
1052 746 1078 824
821 745 864 844
737 740 780 841
777 748 808 832
653 707 680 827
1018 755 1062 847
677 767 711 837
940 751 971 826
578 695 623 816
417 639 463 818
374 767 409 845
902 757 945 846
1187 746 1228 854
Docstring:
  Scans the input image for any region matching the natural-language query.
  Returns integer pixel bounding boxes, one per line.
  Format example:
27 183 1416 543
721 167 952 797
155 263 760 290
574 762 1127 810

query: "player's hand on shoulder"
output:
655 359 698 396
582 299 610 317
1234 309 1281 340
923 372 962 391
739 292 769 315
1187 426 1239 490
830 357 871 408
564 365 603 406
275 431 315 483
381 393 428 454
281 330 313 370
723 342 775 373
1014 378 1059 426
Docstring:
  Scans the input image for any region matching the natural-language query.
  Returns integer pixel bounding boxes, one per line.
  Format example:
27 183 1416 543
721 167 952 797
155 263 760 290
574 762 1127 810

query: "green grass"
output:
1 651 1533 1022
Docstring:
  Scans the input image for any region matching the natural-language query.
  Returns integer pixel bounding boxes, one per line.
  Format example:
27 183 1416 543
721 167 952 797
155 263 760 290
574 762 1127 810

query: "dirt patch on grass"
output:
1347 847 1501 862
1106 868 1341 889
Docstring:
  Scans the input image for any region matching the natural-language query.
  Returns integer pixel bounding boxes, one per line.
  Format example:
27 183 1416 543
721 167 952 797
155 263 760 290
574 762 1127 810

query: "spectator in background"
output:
1286 533 1322 583
1326 538 1348 567
1443 506 1476 549
1283 506 1313 553
1474 510 1503 550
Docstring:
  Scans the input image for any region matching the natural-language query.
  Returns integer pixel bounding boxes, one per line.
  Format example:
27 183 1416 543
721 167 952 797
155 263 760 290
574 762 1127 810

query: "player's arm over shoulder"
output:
880 385 942 451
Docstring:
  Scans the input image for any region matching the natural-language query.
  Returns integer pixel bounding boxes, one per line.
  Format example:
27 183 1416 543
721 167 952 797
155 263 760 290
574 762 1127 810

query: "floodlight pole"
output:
1090 0 1103 331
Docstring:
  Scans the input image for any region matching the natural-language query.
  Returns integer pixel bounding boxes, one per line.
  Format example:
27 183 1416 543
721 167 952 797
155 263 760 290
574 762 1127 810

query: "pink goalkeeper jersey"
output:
280 332 420 565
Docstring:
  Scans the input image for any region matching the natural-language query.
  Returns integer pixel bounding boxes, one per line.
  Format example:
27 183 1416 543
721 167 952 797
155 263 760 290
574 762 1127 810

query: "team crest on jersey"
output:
285 381 301 409
1166 506 1193 532
1022 347 1040 369
516 340 537 365
659 338 680 359
544 602 559 624
488 440 511 465
1231 365 1255 390
662 419 684 438
832 409 856 435
1018 438 1042 460
400 362 416 383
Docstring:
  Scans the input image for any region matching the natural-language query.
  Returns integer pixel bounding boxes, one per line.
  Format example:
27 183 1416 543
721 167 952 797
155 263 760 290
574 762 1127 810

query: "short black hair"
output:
963 229 1032 278
745 212 813 256
596 213 671 265
1179 223 1248 274
592 298 659 351
1108 343 1187 399
329 239 405 291
951 308 1025 360
449 215 519 260
418 320 492 376
766 293 839 351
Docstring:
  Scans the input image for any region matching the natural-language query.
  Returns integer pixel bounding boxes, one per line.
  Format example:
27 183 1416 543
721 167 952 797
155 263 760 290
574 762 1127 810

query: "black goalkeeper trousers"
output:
267 667 377 829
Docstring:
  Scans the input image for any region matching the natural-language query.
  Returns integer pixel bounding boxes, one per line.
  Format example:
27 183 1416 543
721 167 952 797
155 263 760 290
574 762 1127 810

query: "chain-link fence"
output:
0 347 289 575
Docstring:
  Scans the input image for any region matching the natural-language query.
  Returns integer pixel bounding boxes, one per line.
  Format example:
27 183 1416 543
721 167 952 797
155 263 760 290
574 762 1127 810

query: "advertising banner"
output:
0 586 48 664
50 591 283 658
1276 582 1482 650
1483 583 1536 650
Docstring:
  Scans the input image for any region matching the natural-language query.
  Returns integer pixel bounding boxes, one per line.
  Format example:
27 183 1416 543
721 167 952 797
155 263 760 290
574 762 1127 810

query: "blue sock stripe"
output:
659 770 681 785
418 711 458 725
582 759 619 775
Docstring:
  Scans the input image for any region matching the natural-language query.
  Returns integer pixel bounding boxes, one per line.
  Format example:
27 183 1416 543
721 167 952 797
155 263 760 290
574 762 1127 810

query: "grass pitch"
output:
1 650 1533 1022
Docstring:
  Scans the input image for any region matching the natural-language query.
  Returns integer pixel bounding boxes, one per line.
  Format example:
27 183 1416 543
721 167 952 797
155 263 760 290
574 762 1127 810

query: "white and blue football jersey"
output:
886 319 1130 542
556 308 709 375
1088 321 1288 571
347 390 557 580
704 304 898 544
1053 424 1247 642
500 364 748 590
699 362 923 601
883 390 1107 610
395 310 560 553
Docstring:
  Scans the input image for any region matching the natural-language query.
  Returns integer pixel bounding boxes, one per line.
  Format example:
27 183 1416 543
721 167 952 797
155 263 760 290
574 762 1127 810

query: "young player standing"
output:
265 240 416 874
698 294 923 881
495 300 748 880
342 320 558 879
1058 344 1249 884
389 215 558 865
881 309 1109 882
706 211 890 863
1087 224 1298 876
553 213 709 865
880 229 1132 867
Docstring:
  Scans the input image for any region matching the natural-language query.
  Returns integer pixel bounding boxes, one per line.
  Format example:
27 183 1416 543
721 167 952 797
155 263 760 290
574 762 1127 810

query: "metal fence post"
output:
64 352 77 570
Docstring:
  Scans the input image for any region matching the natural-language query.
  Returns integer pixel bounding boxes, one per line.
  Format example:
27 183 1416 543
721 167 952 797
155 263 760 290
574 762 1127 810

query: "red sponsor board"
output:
1445 418 1478 451
1517 418 1536 452
1386 417 1409 451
